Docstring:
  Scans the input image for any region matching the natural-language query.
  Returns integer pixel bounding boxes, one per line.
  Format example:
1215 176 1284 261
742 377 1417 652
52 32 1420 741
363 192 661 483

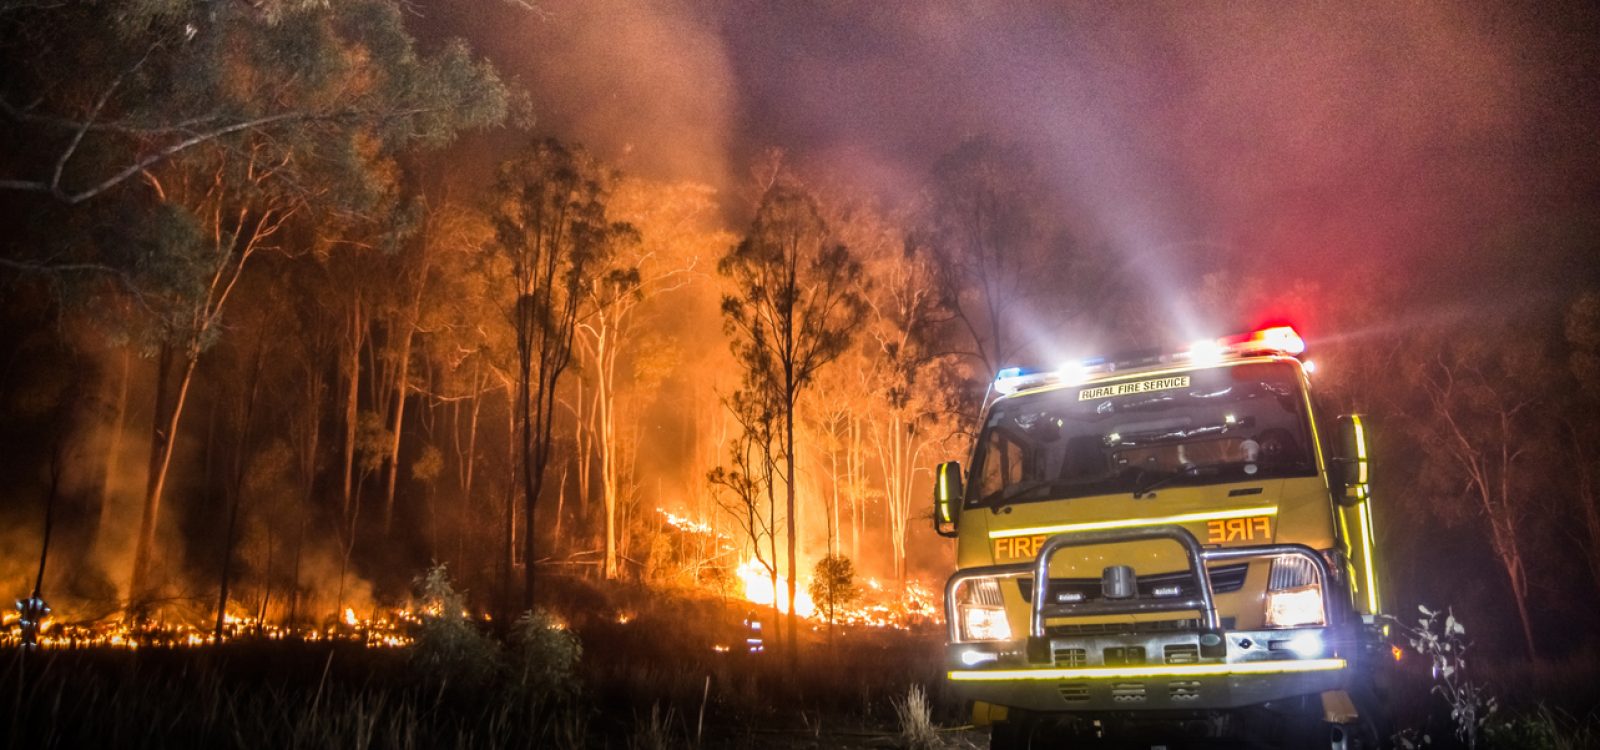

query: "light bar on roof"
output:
1246 326 1306 355
992 360 1103 395
993 326 1307 396
1185 325 1307 362
993 366 1058 395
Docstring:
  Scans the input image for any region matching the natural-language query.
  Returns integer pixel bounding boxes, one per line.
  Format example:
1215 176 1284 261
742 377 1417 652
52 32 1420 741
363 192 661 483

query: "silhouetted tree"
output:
492 139 631 612
719 182 867 656
809 553 857 644
1403 326 1554 659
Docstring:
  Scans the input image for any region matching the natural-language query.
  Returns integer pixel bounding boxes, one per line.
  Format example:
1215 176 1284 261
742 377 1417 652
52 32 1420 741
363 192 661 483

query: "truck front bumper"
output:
944 525 1358 713
945 627 1353 712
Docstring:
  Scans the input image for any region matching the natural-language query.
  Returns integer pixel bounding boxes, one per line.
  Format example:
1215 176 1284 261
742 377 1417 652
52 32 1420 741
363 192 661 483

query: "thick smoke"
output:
430 0 739 193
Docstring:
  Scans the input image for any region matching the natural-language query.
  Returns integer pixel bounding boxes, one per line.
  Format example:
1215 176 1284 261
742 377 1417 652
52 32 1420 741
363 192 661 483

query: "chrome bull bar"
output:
945 524 1337 642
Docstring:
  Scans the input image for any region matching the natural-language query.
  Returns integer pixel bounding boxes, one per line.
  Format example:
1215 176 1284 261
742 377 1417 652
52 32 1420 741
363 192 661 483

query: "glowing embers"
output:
0 607 421 650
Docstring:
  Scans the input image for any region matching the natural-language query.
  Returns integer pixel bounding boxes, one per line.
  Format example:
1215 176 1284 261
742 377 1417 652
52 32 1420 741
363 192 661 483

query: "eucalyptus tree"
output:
719 182 867 654
708 386 783 645
491 139 631 611
579 178 716 579
2 1 508 612
1403 326 1554 660
1564 292 1600 596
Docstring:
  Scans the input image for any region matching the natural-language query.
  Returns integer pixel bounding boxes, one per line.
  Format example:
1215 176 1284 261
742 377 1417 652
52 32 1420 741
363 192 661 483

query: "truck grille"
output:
1110 682 1147 702
1058 683 1090 703
1053 647 1087 667
1045 617 1236 637
1103 646 1147 666
1163 644 1200 664
1019 563 1249 605
1169 680 1202 701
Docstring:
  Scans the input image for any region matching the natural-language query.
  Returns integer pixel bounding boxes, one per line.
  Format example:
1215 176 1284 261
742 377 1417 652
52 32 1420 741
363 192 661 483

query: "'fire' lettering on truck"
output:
993 535 1050 560
1205 515 1272 543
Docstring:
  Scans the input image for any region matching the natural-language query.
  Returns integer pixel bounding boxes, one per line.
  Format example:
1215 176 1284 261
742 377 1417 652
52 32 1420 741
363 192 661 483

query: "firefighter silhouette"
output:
742 610 764 654
16 595 50 648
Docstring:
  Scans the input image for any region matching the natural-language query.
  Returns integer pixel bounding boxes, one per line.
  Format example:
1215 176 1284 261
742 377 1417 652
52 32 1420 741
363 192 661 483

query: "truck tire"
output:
989 717 1038 750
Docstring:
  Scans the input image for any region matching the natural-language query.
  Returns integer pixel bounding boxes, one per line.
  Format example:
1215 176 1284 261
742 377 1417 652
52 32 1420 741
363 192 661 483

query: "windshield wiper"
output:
986 479 1054 512
1115 420 1235 448
1132 464 1209 499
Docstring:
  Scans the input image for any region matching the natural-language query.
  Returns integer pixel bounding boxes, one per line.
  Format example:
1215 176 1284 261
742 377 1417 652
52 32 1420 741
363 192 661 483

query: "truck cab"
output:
935 326 1386 749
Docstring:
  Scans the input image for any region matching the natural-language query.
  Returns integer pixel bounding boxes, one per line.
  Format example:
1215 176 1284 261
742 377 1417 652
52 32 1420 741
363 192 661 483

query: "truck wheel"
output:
989 717 1038 750
1328 719 1382 750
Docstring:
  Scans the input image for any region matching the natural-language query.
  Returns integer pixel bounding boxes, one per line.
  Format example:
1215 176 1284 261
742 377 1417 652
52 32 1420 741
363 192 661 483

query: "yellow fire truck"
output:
934 326 1387 749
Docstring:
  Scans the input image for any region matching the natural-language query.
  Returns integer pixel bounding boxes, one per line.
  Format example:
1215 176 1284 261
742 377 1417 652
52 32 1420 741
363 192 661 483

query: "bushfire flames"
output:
0 507 937 649
737 557 816 617
1 607 416 650
664 508 938 630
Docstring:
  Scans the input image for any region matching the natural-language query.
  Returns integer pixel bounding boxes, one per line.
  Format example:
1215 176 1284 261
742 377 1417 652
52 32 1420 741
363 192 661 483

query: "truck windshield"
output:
967 361 1317 508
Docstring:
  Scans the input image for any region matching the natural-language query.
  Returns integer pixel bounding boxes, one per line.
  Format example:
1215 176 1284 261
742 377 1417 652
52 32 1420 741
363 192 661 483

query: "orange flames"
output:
653 504 940 631
1 606 418 650
736 557 816 617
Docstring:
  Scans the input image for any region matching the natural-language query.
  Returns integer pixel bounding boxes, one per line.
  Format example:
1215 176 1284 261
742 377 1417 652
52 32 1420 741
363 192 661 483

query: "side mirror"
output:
1335 414 1370 506
934 461 963 537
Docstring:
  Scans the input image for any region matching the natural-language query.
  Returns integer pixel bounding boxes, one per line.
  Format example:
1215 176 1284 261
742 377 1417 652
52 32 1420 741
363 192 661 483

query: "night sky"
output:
429 0 1600 308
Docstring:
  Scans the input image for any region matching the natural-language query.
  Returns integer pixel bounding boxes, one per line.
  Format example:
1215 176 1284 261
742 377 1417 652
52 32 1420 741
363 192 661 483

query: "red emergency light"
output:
1185 325 1307 363
1238 325 1306 356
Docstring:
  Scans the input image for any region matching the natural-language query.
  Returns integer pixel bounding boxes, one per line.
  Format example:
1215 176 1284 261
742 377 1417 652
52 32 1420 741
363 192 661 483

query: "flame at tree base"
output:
737 558 816 617
732 557 940 630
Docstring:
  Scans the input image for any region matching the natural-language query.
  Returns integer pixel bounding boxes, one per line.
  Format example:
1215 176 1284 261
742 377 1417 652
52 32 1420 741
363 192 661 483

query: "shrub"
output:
510 608 583 699
410 563 501 690
1485 705 1599 750
808 554 859 632
1386 605 1497 749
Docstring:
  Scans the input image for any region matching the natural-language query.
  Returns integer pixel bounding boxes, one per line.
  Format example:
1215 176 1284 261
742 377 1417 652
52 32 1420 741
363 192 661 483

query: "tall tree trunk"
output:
96 346 131 550
502 386 518 617
455 368 483 571
766 455 782 651
288 518 304 628
828 423 840 557
576 378 593 533
599 329 621 580
383 283 424 533
518 360 536 610
342 295 363 516
256 528 272 636
216 346 264 643
129 343 201 612
850 412 861 565
784 396 798 658
1565 421 1600 596
524 359 561 609
552 461 566 555
1491 514 1537 659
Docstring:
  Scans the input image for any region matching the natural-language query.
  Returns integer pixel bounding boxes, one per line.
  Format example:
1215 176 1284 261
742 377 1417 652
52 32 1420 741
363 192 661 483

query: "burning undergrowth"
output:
4 498 941 655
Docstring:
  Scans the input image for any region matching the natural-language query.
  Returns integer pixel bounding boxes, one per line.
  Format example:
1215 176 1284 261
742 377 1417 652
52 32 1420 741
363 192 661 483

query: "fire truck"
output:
934 326 1387 749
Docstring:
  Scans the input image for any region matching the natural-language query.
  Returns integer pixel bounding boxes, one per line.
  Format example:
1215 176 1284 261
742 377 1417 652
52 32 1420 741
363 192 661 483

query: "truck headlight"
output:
960 605 1012 641
955 578 1012 641
1265 555 1326 628
1265 585 1325 628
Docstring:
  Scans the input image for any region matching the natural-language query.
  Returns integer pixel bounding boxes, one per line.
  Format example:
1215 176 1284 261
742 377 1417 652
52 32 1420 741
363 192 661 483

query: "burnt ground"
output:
4 577 1596 748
